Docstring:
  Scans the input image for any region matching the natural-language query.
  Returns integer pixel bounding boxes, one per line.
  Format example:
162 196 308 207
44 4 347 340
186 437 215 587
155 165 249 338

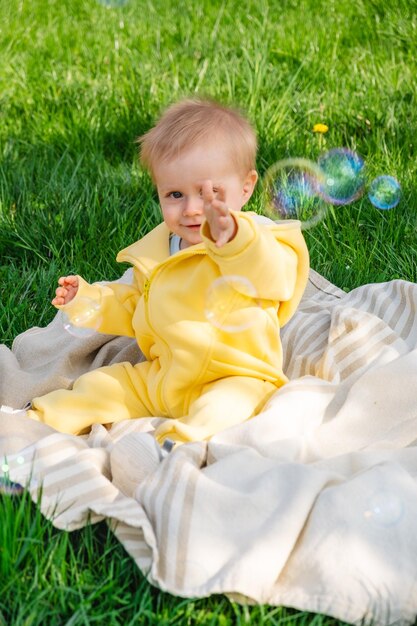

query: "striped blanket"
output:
1 269 417 626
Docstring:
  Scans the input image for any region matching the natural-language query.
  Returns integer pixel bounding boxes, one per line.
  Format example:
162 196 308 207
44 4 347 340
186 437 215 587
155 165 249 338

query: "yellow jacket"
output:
73 211 309 418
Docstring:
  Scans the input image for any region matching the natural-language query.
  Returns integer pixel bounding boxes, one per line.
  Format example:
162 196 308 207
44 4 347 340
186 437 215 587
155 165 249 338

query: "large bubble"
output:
318 148 366 205
205 275 260 333
262 158 328 230
368 175 401 210
62 297 102 338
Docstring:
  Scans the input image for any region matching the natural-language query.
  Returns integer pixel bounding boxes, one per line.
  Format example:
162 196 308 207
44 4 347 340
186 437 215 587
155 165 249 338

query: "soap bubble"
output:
368 175 401 210
363 491 404 526
97 0 128 7
62 297 102 338
318 148 365 205
262 158 328 230
205 275 260 333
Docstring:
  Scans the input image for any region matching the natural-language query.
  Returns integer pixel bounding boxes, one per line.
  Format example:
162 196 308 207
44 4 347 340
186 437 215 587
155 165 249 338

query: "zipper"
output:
142 248 207 410
143 278 150 302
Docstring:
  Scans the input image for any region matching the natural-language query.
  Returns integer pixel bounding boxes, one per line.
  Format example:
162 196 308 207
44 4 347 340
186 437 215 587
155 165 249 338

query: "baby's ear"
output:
243 170 258 198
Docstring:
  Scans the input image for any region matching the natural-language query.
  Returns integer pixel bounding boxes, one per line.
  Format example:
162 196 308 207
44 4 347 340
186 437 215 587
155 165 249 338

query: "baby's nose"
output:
183 197 203 215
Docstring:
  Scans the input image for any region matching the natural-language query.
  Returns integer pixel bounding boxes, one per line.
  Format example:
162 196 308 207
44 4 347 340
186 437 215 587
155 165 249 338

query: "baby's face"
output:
153 144 257 248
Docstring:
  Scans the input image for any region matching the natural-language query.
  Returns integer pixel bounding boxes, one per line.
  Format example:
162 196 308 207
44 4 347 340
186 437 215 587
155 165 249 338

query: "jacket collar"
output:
116 222 204 273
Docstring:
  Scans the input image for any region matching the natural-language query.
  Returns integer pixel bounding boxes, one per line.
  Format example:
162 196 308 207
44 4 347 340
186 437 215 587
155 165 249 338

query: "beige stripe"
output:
37 451 107 485
138 451 188 581
155 454 189 582
32 434 87 455
8 451 97 495
287 326 331 379
110 520 150 557
313 312 389 382
287 349 322 380
173 446 205 589
113 523 146 538
387 282 415 340
360 282 390 315
297 301 336 314
42 482 112 517
349 282 391 319
373 281 398 319
140 445 204 587
357 282 383 314
315 347 337 382
141 448 176 524
308 347 336 380
374 281 404 327
69 493 147 524
337 331 398 381
400 285 417 343
334 320 398 379
332 316 390 366
288 316 331 363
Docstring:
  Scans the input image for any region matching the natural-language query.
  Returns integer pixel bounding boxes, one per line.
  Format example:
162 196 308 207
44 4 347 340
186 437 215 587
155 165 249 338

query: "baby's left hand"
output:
202 180 237 247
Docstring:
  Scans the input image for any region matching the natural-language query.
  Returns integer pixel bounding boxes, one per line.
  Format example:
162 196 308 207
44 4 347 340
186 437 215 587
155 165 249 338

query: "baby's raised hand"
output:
52 275 79 306
202 180 237 248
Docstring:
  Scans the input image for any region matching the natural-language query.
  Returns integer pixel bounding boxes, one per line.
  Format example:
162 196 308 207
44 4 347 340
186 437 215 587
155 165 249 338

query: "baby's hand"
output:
52 275 79 306
202 180 237 248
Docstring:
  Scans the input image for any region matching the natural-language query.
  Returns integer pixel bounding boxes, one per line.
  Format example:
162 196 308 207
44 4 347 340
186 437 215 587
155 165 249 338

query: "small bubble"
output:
62 297 102 339
1 463 9 473
368 175 401 210
205 275 260 333
318 148 365 205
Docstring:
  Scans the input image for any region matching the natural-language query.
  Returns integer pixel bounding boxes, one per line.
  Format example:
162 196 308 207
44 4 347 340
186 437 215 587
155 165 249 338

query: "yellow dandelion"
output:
313 123 329 134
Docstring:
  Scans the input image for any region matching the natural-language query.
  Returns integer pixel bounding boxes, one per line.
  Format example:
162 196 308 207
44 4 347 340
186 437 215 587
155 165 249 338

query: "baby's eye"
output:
169 191 183 199
198 188 219 196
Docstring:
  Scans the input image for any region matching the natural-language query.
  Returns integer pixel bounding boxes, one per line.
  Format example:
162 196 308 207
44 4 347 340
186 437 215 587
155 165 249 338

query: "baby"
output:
27 97 310 446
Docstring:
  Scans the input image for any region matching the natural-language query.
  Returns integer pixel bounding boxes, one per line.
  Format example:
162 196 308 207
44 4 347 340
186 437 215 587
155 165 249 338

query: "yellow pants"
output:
28 362 277 445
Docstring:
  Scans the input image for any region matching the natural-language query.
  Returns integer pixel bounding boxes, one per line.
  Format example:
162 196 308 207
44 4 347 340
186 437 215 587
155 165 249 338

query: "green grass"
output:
1 0 416 622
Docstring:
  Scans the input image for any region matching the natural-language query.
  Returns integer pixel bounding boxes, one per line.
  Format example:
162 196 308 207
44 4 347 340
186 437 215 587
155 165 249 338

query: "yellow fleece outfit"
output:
28 212 309 444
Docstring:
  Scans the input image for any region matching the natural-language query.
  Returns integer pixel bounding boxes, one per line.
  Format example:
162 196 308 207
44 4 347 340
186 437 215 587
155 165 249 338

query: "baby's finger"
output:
211 198 230 216
215 184 227 204
215 231 229 247
64 275 78 286
201 180 214 207
55 287 67 298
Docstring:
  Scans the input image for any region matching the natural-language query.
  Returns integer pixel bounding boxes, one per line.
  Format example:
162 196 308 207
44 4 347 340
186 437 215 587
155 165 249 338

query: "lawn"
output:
0 0 416 623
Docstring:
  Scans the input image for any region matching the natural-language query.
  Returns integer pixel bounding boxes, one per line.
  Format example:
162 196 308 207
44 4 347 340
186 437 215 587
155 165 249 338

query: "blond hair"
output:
138 97 258 181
